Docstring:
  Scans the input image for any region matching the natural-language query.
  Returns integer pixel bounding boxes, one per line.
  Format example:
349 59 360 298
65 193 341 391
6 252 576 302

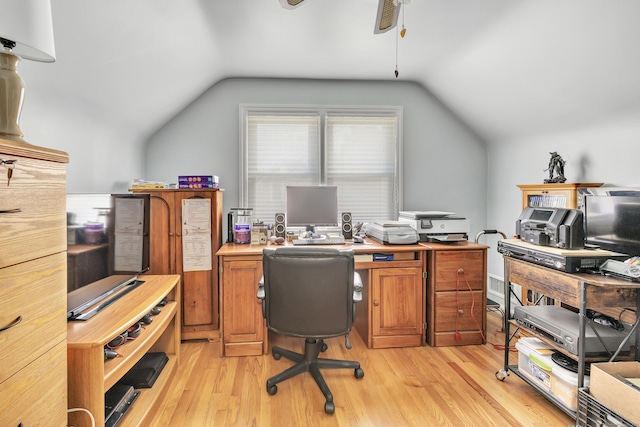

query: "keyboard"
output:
292 237 346 245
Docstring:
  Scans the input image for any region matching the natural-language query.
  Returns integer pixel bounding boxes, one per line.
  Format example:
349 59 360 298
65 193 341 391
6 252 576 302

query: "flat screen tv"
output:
584 192 640 256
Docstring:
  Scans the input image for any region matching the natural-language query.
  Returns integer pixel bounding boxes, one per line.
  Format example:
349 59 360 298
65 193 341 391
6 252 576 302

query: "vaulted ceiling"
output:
20 0 640 146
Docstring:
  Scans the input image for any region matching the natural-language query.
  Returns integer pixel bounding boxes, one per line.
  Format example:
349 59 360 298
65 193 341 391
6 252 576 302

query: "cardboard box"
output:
590 362 640 425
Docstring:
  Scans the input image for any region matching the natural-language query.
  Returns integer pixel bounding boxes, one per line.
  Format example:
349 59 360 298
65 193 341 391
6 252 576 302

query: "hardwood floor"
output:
149 313 575 426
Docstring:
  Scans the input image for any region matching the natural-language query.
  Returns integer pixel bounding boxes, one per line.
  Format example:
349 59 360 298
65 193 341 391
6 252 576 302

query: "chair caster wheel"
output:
267 384 278 395
354 367 364 379
272 350 281 360
321 342 328 352
324 401 335 414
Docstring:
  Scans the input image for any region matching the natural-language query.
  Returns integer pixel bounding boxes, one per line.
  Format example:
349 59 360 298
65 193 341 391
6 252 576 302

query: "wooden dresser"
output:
0 138 69 426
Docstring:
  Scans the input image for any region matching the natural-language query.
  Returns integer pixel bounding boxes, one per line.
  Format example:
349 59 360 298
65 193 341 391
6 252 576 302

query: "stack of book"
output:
178 175 219 189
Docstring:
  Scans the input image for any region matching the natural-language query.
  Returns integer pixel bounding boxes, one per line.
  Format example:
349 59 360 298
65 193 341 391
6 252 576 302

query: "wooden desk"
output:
67 274 181 427
217 239 488 356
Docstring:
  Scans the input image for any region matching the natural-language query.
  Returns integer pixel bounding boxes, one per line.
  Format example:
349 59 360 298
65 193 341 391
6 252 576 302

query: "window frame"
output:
239 104 403 225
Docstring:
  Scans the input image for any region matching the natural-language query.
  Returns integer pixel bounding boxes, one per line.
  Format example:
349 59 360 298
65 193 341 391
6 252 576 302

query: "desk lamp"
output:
0 0 56 144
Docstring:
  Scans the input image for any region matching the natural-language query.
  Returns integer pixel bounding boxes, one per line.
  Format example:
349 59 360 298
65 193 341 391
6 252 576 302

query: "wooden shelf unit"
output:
501 257 640 418
67 274 181 427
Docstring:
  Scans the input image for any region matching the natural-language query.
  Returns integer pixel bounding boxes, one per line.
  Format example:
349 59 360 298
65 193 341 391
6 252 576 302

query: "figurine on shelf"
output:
544 151 567 183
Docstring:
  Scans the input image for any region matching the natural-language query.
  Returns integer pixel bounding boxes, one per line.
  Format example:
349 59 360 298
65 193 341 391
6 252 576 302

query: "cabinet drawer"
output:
434 250 485 292
0 155 66 269
0 252 67 383
434 290 485 332
0 341 67 427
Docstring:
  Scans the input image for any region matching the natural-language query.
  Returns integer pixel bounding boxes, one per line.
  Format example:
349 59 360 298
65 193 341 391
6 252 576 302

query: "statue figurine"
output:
544 151 566 183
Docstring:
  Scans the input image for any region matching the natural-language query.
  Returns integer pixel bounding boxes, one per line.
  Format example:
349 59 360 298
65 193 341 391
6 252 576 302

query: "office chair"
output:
257 247 364 414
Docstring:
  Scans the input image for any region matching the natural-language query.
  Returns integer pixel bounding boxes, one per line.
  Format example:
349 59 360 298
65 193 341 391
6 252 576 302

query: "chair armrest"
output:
353 272 363 302
257 276 265 299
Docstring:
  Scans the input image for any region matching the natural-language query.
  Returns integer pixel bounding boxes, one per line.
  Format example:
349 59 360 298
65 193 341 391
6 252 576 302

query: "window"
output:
240 105 402 227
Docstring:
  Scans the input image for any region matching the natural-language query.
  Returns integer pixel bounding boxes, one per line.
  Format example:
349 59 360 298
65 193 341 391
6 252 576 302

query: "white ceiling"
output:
20 0 640 146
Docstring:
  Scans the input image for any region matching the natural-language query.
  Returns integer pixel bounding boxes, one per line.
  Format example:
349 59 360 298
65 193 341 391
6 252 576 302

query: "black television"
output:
584 192 640 256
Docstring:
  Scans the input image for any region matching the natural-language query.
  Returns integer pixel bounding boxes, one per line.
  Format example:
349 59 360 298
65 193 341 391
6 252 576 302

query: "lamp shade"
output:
0 0 55 62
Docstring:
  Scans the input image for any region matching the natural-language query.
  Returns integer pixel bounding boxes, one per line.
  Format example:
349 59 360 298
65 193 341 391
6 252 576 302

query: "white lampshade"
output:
0 0 55 62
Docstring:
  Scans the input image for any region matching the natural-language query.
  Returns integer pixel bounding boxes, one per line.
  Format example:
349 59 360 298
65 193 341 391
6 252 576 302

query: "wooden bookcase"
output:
67 274 181 427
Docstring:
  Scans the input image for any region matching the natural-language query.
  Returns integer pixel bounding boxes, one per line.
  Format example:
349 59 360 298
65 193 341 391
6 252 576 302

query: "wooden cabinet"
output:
67 274 181 427
517 183 602 305
221 257 265 356
517 183 603 211
0 138 68 426
368 265 424 348
426 245 488 347
131 189 223 340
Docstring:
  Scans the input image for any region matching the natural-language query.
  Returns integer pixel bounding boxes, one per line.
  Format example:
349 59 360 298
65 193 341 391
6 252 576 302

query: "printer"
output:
364 220 419 245
398 211 469 242
516 207 584 249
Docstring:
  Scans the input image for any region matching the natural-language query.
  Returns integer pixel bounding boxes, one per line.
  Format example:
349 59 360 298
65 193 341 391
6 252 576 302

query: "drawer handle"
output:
0 315 22 332
0 208 21 214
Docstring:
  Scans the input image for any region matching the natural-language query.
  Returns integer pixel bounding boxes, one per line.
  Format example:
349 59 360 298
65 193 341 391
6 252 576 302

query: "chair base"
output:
266 338 364 414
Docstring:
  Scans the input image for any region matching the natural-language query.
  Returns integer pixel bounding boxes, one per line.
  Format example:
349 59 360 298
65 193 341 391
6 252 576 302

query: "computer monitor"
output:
584 193 640 256
286 186 338 234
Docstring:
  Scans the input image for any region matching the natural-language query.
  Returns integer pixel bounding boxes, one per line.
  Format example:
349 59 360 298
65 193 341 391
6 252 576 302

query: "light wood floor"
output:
149 313 575 426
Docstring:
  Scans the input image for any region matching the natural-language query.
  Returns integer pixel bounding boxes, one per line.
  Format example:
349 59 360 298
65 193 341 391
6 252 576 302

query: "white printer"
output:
398 211 469 242
364 220 419 245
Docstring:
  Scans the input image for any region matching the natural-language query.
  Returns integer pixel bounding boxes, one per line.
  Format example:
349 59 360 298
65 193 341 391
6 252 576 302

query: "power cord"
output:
67 407 95 427
455 268 486 343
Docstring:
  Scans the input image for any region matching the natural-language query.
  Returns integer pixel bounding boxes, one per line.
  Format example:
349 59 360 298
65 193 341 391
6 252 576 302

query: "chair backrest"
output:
262 247 355 338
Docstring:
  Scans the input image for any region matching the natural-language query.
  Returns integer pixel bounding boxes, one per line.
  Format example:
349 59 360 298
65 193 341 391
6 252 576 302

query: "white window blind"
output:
241 106 402 226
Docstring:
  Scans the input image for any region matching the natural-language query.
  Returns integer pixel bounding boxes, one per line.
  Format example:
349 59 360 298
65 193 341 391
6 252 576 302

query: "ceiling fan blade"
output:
279 0 306 9
374 0 400 34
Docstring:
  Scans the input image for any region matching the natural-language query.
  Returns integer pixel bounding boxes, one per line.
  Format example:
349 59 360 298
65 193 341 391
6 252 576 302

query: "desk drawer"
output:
0 154 66 268
434 250 484 292
0 341 67 427
0 252 67 383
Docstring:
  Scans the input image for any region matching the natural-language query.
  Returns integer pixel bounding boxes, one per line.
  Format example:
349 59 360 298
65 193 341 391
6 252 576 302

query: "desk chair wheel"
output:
354 367 364 379
272 348 281 360
267 384 278 395
325 401 335 414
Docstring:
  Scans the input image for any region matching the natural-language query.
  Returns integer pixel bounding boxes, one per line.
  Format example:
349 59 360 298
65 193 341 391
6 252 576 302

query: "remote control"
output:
599 259 640 282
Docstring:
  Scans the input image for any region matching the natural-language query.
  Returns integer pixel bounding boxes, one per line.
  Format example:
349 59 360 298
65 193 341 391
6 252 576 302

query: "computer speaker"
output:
275 213 286 238
341 212 353 239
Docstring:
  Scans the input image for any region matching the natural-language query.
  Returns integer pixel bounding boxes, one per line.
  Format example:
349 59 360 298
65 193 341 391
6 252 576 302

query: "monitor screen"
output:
584 194 640 256
286 186 338 231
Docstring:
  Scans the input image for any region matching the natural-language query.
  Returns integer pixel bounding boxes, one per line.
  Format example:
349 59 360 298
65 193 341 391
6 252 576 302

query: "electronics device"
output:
292 236 346 245
364 220 419 245
275 212 286 238
513 305 635 356
105 384 139 427
599 259 640 282
286 186 339 234
584 193 640 256
398 211 469 242
118 352 169 389
516 207 584 249
341 212 353 239
497 239 614 272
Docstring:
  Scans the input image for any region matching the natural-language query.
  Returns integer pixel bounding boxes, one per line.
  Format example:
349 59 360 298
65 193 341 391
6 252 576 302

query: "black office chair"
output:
257 247 364 414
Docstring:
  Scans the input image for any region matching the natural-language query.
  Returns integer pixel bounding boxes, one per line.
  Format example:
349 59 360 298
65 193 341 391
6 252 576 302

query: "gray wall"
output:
486 111 640 281
144 78 488 241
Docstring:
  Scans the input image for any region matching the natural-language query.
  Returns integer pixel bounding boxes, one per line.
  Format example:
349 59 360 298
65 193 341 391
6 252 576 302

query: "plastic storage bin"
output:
551 362 590 411
516 337 554 391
